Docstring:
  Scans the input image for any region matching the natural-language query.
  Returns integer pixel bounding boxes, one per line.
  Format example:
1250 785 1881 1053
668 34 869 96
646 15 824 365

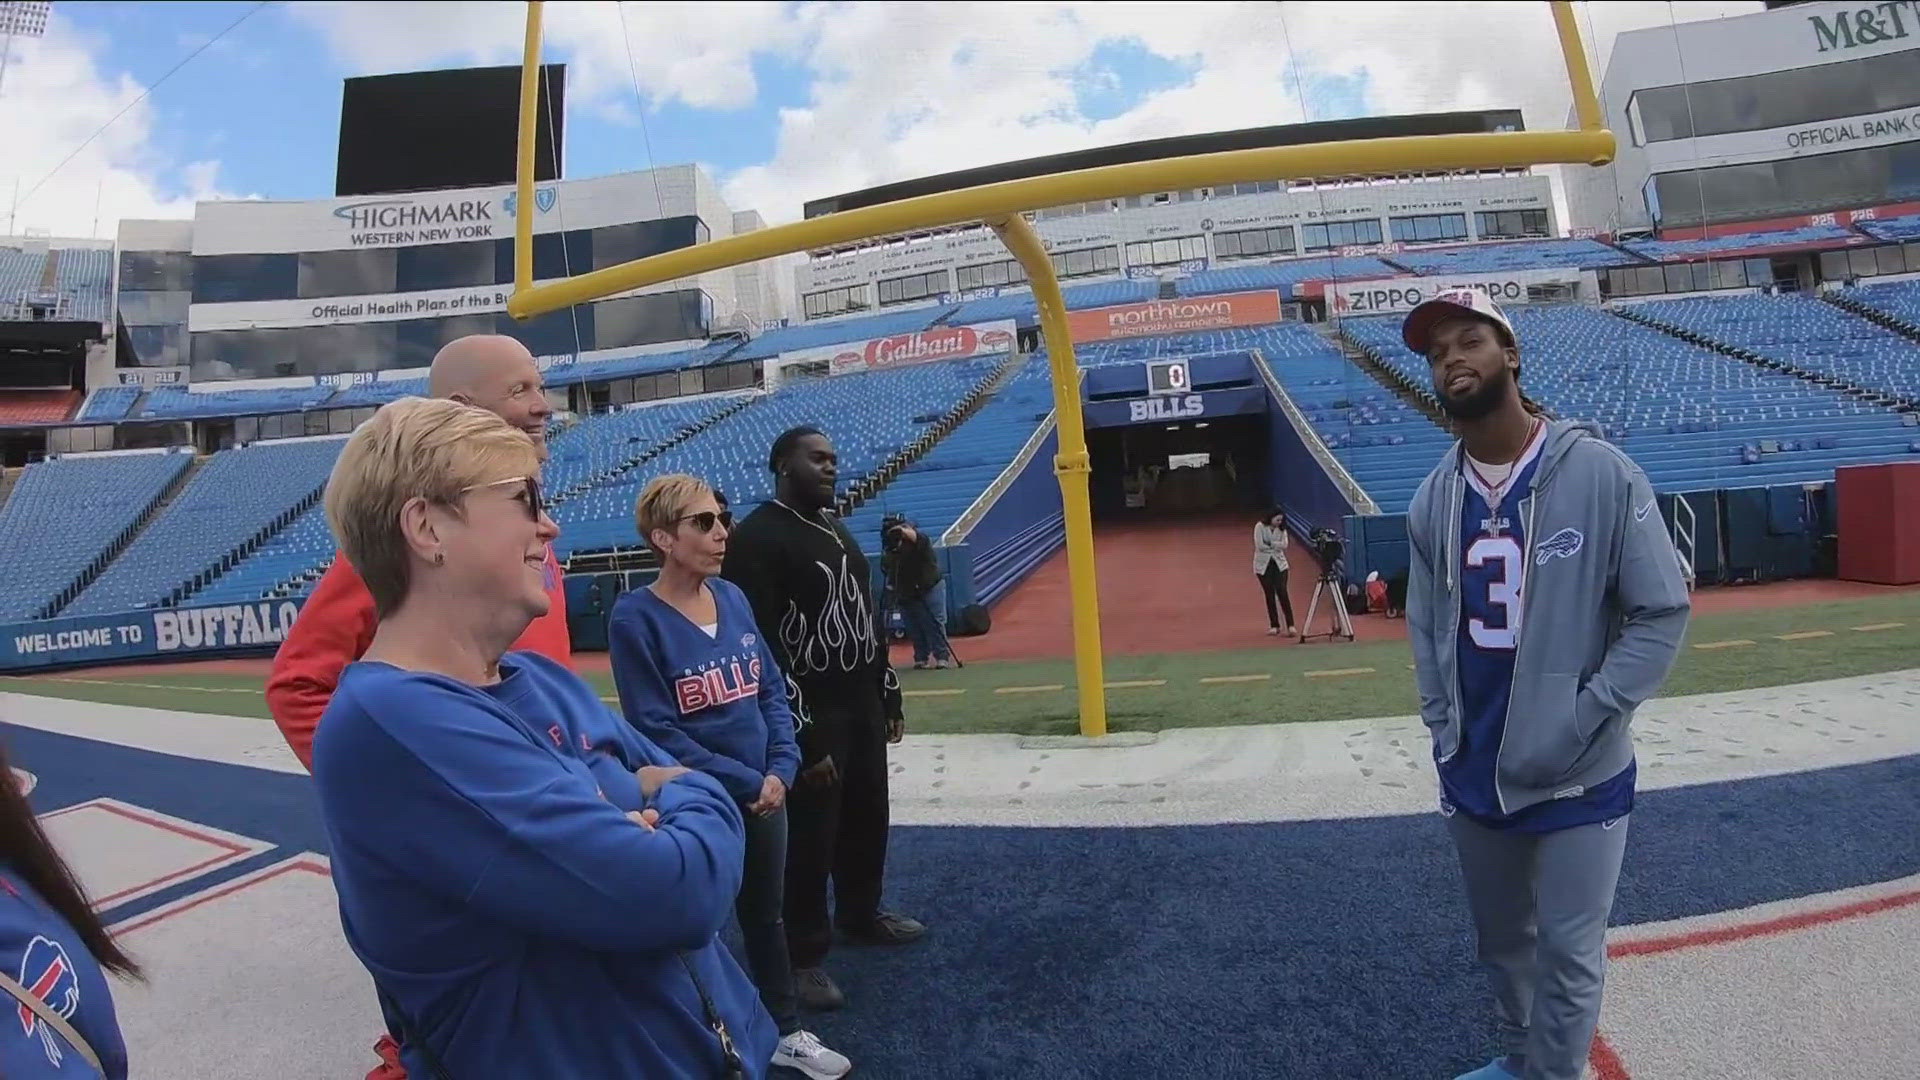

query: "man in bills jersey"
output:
1402 291 1691 1080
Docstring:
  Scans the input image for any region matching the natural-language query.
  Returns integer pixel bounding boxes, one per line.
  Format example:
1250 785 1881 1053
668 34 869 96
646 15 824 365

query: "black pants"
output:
736 806 798 1035
1259 563 1296 629
784 690 891 969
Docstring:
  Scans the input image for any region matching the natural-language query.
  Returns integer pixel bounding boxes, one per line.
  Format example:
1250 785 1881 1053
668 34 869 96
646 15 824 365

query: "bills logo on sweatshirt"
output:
17 935 79 1066
675 656 762 714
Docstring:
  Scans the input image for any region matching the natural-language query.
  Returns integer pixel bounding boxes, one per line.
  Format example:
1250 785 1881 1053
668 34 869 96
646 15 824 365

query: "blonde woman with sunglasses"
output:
311 401 775 1080
608 474 850 1080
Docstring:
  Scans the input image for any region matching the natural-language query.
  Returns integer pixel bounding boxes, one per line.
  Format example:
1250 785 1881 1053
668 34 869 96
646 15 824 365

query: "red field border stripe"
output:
111 855 330 936
42 798 271 908
1591 885 1920 1080
1608 887 1920 959
1588 1035 1631 1080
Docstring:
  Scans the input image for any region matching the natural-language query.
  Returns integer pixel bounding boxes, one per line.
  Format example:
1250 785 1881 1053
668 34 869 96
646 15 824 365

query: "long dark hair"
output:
0 739 143 980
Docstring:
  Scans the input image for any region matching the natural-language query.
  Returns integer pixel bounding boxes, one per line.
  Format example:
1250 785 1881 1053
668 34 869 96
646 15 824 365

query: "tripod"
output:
1298 568 1355 643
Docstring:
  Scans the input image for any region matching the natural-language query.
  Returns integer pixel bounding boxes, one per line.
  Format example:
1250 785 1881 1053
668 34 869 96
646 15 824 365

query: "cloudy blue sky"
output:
1 0 1757 239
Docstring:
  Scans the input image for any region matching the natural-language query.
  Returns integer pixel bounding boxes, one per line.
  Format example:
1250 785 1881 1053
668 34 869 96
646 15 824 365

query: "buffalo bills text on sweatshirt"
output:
720 501 902 765
310 650 777 1080
0 867 128 1079
607 577 801 805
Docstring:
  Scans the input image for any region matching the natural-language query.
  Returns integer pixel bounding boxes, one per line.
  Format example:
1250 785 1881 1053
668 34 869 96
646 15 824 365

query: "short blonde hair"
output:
324 396 542 617
635 474 715 553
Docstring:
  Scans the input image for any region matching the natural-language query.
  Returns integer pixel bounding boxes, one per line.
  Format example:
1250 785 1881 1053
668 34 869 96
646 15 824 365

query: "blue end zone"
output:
12 717 1919 1078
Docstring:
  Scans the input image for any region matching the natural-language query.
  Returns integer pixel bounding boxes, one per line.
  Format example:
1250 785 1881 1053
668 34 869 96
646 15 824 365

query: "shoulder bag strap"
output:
372 984 455 1080
0 967 103 1077
676 952 747 1080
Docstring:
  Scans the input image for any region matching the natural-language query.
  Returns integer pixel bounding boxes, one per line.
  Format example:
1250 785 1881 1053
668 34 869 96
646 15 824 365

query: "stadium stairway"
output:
836 349 1029 518
168 484 329 610
1821 288 1920 350
546 393 758 506
39 455 205 620
1612 303 1919 412
1325 323 1451 428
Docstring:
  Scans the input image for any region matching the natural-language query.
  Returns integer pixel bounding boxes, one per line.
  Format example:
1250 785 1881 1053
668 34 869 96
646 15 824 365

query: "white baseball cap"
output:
1401 289 1515 354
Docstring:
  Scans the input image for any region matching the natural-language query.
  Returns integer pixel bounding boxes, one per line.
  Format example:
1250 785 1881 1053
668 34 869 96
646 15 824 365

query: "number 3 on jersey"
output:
1466 535 1524 649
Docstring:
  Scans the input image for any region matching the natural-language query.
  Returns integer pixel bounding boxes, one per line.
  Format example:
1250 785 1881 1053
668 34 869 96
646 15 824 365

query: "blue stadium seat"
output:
1629 292 1919 406
64 439 348 616
1386 238 1638 275
0 450 195 622
137 384 338 420
549 357 1001 557
845 357 1059 544
1621 225 1856 262
76 386 142 422
1344 303 1920 495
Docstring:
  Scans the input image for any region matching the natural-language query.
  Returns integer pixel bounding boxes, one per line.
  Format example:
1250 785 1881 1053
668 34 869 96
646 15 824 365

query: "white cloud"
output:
0 15 239 239
721 1 1764 223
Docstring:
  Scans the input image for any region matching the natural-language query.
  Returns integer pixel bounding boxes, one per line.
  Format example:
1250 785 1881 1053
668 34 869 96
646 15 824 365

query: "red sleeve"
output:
265 556 378 772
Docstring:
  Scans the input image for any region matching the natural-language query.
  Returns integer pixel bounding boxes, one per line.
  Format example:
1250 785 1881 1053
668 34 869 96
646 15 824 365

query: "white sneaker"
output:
774 1029 852 1079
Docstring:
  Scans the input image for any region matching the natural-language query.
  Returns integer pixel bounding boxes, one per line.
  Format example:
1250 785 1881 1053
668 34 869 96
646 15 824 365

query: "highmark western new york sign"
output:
1809 2 1918 51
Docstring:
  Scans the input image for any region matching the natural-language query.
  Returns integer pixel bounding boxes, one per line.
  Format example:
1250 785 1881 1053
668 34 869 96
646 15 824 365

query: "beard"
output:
1437 363 1513 422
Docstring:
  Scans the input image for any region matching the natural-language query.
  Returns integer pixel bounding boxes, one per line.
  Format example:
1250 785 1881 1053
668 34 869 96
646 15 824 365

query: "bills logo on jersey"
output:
1535 527 1584 565
17 936 79 1066
675 656 762 714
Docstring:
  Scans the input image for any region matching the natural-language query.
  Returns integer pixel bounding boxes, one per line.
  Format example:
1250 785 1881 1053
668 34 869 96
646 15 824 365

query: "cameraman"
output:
881 516 951 669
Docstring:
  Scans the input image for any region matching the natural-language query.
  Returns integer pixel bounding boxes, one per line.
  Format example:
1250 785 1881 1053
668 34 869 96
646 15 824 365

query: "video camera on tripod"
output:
1300 526 1355 643
1307 527 1344 572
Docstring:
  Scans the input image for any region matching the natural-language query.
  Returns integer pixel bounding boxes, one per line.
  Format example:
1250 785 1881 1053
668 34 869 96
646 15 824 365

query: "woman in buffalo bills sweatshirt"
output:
609 476 852 1080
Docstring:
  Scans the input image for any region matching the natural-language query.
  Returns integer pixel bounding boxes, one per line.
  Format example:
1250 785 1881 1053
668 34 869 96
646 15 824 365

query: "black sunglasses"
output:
676 509 733 534
461 476 546 522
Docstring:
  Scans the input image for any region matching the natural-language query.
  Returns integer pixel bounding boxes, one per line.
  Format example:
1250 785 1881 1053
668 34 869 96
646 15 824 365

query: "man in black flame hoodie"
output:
721 426 926 1013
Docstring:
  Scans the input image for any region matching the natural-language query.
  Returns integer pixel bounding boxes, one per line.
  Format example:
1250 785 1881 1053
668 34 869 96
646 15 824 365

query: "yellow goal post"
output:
507 0 1615 739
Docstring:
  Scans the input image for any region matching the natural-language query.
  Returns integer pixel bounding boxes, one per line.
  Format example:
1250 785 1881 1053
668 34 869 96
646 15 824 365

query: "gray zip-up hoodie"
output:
1405 418 1692 817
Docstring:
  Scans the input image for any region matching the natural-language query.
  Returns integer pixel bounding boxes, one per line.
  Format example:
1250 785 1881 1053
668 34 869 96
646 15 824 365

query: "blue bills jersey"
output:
1441 423 1634 832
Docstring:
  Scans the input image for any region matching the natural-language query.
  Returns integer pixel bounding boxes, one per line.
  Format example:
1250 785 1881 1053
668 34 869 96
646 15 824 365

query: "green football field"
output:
6 591 1917 737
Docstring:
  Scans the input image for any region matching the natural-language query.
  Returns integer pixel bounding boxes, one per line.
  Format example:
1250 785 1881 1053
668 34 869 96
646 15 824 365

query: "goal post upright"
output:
508 0 1614 740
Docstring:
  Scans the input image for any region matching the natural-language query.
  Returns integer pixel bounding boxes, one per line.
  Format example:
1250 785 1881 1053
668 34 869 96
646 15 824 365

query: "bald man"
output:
267 335 572 771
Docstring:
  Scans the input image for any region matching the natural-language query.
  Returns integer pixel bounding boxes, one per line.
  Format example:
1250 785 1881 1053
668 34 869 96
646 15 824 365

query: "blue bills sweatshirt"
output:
311 650 777 1080
607 577 801 805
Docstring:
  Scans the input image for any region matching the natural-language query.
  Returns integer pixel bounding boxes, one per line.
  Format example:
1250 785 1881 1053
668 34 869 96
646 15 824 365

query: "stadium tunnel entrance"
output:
1081 353 1271 520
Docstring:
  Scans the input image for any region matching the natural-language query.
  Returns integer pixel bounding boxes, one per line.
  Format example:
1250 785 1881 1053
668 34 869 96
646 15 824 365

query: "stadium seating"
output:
1836 279 1920 334
1175 257 1399 299
1385 238 1637 275
844 356 1056 544
1343 304 1920 492
64 438 347 616
542 394 748 501
51 247 113 323
1626 293 1920 407
1620 225 1858 262
548 357 1001 556
76 386 142 422
192 500 337 605
0 390 81 425
0 247 46 309
728 306 959 362
136 383 338 420
1855 214 1920 244
0 449 195 622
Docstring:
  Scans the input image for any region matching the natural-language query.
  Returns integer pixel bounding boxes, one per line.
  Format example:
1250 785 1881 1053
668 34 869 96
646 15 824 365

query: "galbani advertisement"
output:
1064 290 1282 343
777 319 1017 376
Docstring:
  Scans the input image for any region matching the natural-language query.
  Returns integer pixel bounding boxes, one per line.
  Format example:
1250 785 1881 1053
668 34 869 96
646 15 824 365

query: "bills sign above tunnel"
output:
1327 268 1599 319
1083 386 1269 429
0 599 307 673
774 319 1017 378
